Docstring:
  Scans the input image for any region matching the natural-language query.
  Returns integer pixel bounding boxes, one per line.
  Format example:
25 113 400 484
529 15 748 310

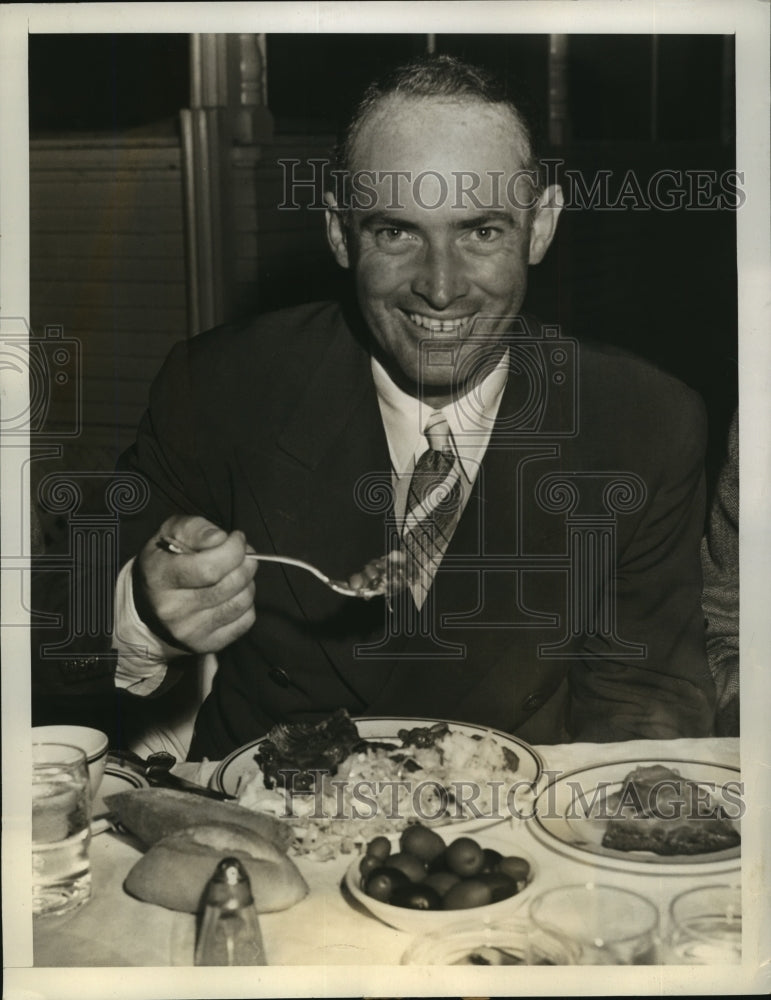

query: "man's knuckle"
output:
198 561 221 587
154 595 177 623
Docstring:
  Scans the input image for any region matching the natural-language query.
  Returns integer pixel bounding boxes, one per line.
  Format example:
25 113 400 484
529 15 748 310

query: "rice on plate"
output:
237 728 522 861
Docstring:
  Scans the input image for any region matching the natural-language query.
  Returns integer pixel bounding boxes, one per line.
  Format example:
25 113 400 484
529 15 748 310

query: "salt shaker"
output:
194 857 267 966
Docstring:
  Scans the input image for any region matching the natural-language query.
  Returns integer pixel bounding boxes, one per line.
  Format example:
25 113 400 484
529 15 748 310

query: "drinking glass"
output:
401 917 580 965
529 883 660 964
32 742 92 916
666 884 741 964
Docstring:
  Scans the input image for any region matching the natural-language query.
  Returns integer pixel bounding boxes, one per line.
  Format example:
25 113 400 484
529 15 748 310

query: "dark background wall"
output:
29 32 738 501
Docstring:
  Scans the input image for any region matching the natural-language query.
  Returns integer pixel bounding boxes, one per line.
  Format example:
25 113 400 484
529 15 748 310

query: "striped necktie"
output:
402 411 462 606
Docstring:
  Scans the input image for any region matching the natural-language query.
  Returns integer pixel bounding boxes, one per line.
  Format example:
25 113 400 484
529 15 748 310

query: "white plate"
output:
527 758 741 876
93 761 149 816
210 716 543 832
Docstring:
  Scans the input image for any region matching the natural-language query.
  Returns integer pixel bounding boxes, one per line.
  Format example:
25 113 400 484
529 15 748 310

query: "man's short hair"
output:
334 54 540 183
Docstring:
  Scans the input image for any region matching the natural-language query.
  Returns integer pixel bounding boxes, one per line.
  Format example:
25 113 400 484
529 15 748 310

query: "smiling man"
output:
98 55 715 759
324 87 561 404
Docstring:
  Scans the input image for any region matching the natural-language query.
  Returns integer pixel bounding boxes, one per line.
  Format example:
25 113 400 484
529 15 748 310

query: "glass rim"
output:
32 741 89 765
529 882 659 944
401 916 580 965
669 883 742 919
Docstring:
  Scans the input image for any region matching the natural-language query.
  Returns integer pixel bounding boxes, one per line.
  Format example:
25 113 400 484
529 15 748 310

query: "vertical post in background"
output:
234 33 273 146
547 34 570 148
181 34 273 337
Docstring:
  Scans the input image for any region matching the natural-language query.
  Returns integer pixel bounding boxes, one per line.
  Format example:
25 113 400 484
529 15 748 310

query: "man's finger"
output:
166 568 256 615
161 515 229 552
155 531 249 590
202 605 258 653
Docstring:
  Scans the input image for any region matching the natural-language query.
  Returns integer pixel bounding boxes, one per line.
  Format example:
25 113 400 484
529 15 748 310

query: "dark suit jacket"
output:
116 301 715 759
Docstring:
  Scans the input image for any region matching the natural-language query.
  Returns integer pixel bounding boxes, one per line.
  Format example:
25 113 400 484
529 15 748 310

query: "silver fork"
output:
156 534 381 599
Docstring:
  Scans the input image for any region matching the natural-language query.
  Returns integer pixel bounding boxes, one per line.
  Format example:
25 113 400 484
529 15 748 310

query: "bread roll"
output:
124 822 308 913
104 787 293 851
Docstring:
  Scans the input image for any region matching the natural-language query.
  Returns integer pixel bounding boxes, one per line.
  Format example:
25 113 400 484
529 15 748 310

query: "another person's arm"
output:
700 411 739 735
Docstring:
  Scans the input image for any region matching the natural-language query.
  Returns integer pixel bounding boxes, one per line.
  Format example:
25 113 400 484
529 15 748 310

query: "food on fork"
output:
347 548 410 599
600 764 741 856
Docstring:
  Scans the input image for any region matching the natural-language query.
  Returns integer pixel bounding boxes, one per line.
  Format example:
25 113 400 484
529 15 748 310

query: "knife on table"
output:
106 749 237 801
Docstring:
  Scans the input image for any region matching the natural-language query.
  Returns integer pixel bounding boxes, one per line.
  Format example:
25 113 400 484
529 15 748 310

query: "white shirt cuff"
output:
112 558 184 696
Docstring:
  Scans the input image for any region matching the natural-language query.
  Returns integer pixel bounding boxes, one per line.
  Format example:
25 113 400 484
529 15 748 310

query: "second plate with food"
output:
526 757 741 876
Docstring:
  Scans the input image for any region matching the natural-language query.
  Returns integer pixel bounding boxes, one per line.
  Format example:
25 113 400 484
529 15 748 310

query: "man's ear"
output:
324 192 351 269
528 185 563 265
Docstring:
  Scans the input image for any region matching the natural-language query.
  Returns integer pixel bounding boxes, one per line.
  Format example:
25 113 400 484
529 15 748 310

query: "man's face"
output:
326 95 562 401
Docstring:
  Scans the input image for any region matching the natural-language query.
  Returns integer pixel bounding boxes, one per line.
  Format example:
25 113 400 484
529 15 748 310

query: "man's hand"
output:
132 515 257 655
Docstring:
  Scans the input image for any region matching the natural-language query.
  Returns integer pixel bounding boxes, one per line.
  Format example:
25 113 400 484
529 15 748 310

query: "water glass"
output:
401 917 580 965
32 742 92 916
529 883 660 964
667 884 741 964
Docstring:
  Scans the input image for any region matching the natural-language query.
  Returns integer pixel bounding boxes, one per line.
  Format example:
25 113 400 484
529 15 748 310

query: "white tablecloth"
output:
33 737 740 967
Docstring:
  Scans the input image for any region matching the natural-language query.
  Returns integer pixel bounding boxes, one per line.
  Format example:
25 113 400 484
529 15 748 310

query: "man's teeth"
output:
406 312 471 333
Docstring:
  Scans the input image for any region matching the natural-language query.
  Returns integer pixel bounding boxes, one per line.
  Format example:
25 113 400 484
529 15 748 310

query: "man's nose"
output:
410 244 469 310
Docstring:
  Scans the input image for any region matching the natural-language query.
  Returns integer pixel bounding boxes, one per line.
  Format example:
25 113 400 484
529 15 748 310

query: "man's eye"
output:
471 227 502 242
373 227 416 251
377 228 410 241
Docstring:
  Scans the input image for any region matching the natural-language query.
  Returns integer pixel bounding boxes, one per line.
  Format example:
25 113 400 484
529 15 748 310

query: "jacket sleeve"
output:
568 388 716 741
115 338 226 566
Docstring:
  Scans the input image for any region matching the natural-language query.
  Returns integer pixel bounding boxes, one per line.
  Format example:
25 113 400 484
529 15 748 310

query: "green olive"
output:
365 835 391 861
399 824 446 864
359 854 381 879
478 871 519 902
445 837 485 878
497 856 531 887
443 878 493 910
423 871 461 897
384 851 427 882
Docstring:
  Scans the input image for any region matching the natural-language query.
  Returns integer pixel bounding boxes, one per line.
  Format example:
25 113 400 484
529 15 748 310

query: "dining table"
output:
32 735 741 969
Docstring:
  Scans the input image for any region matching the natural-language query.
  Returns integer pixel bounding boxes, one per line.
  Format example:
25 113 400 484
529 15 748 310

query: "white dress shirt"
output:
113 350 510 693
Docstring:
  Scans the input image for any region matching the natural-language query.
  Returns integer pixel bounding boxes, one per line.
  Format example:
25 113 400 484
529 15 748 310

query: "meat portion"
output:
601 764 741 856
255 714 455 794
255 709 364 793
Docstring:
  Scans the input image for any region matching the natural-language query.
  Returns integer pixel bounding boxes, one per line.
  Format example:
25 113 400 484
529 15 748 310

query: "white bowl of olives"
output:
343 822 537 935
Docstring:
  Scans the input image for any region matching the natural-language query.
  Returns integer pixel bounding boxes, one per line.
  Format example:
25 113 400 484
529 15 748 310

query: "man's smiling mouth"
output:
403 311 473 334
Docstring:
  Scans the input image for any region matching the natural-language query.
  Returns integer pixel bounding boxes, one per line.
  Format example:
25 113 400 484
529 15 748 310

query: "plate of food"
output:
527 758 742 876
210 711 543 860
